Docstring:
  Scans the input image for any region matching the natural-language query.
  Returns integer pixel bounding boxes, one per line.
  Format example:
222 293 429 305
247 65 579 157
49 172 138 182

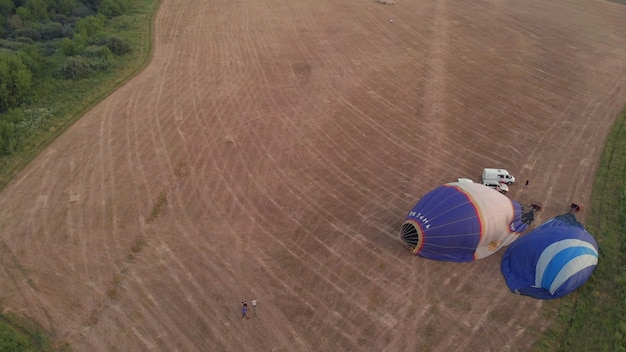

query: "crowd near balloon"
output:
400 176 598 300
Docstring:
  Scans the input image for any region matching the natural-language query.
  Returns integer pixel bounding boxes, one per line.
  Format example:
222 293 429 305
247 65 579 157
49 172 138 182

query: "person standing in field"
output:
241 300 249 319
242 304 249 319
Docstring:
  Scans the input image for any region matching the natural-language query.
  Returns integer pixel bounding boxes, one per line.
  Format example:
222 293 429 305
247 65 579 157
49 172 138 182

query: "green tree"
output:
60 32 87 55
18 45 49 79
98 0 129 18
15 6 32 23
0 52 33 112
25 0 49 21
74 14 105 36
0 0 15 35
54 0 77 15
60 37 75 55
0 0 15 17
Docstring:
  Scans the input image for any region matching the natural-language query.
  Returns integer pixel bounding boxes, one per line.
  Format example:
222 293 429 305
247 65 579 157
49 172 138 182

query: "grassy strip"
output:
0 0 160 192
0 312 59 352
534 107 626 351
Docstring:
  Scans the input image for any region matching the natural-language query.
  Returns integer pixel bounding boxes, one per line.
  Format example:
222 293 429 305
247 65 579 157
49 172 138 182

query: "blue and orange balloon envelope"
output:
500 212 598 299
400 182 529 262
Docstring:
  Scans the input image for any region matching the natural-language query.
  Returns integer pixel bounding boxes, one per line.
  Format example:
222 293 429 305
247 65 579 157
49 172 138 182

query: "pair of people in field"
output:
241 298 257 319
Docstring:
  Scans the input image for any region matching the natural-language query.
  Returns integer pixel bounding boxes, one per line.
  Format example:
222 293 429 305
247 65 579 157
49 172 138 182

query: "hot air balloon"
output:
500 206 598 299
400 182 532 262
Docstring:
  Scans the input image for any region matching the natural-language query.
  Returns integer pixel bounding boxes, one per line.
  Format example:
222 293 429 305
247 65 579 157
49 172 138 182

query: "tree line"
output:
0 0 134 155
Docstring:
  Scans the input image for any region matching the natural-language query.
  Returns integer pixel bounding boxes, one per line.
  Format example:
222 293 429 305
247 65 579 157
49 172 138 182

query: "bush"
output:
81 0 101 12
35 41 57 56
71 2 95 17
0 0 16 18
0 52 33 111
60 33 87 56
25 0 50 22
0 40 27 51
10 28 41 41
18 45 50 79
109 14 133 31
87 56 109 71
75 14 105 36
81 44 111 58
15 36 34 44
49 13 71 24
82 45 112 71
55 0 78 16
61 22 74 38
0 108 53 154
59 55 92 79
0 119 17 155
38 22 64 40
60 37 75 55
99 36 131 55
6 14 23 32
15 7 32 24
2 108 25 123
18 107 52 131
98 0 130 18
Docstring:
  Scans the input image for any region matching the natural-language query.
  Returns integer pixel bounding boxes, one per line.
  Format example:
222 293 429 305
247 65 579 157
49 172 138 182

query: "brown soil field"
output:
2 0 626 351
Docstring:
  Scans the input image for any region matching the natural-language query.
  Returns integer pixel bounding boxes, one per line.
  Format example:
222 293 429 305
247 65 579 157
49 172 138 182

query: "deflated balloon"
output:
500 212 598 299
400 182 529 262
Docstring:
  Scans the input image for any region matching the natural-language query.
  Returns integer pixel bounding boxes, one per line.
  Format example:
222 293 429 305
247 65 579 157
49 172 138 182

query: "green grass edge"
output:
0 312 58 352
533 107 626 352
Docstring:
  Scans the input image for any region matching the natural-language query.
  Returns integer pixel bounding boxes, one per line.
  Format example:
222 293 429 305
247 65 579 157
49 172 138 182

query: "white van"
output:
482 168 516 185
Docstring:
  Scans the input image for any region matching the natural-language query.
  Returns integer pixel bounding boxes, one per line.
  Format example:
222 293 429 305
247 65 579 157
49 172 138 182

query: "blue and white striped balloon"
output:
501 213 598 299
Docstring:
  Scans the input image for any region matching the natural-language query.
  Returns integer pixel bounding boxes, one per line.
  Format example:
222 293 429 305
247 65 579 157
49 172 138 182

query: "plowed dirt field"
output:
2 0 626 351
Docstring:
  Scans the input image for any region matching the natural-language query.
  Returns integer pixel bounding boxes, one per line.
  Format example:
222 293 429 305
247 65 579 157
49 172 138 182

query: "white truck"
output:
482 168 516 185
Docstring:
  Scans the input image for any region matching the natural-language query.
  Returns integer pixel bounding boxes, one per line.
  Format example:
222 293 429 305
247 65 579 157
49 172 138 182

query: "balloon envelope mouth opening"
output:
401 222 420 251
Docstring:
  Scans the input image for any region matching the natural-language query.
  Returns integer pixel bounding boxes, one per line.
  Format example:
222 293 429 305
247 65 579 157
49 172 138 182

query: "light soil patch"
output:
1 0 626 350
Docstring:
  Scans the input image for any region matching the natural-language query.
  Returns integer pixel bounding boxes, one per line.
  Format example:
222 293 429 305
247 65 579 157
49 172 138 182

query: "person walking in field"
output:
241 299 249 319
525 180 530 188
251 298 257 311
